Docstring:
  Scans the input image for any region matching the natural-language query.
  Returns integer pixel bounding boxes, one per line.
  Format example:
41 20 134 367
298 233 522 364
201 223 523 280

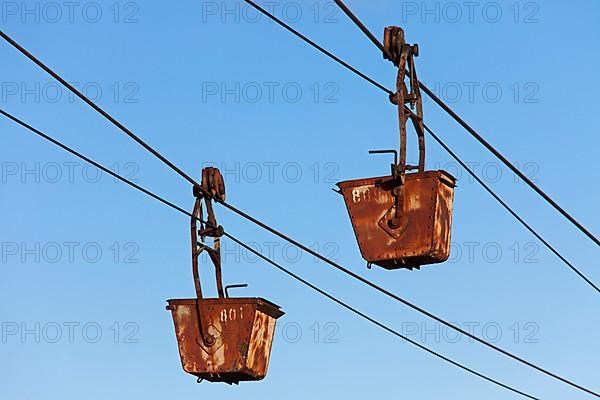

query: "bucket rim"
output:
336 169 456 189
166 297 284 319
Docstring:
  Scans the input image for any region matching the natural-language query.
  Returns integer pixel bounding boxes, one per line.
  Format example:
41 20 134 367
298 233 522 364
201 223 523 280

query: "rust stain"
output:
247 311 277 375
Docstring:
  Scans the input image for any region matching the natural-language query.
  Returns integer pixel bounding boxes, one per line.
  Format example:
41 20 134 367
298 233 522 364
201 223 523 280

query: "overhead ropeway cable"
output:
0 30 198 187
0 108 540 400
1 22 598 397
1 27 595 295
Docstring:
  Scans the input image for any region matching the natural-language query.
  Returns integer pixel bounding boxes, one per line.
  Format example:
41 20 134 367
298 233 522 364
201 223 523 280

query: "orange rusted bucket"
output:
167 186 284 384
166 297 284 384
337 170 456 270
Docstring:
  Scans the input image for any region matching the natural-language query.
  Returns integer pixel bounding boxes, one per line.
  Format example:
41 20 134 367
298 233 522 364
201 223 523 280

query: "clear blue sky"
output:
1 1 599 399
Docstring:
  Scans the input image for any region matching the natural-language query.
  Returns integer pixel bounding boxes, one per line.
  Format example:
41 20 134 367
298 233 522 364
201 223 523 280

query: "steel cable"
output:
2 21 598 396
1 108 541 400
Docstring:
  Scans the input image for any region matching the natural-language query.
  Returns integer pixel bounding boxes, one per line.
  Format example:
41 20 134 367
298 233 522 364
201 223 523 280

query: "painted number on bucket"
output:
220 307 244 322
352 187 373 203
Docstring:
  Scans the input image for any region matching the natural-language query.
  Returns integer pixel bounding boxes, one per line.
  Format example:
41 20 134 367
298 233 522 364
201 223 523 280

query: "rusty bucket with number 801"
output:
166 297 284 384
167 168 285 384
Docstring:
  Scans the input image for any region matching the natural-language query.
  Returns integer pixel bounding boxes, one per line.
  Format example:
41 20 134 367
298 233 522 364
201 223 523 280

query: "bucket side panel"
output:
432 180 455 261
246 311 277 379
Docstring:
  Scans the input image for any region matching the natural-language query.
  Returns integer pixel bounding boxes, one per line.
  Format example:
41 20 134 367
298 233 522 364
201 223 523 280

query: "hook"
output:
369 149 398 165
224 284 249 298
369 149 399 176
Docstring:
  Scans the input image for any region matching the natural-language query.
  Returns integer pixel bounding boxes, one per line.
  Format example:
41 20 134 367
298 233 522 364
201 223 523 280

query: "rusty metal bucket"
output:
337 170 456 270
337 26 458 269
166 297 284 384
167 170 284 384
